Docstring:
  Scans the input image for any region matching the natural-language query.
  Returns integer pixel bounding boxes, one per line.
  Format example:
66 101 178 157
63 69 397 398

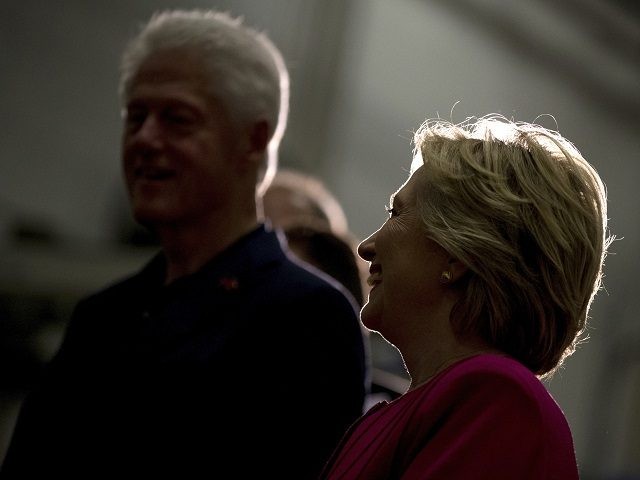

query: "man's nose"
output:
131 114 164 149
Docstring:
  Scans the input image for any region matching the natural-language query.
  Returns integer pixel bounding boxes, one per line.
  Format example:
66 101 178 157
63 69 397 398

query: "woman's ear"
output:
440 257 468 284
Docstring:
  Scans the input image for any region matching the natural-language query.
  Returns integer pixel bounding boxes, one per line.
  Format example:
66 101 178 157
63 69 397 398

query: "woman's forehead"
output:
391 166 425 206
410 150 424 174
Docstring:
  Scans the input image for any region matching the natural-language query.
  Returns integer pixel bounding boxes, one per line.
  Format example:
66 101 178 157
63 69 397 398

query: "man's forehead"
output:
128 49 209 91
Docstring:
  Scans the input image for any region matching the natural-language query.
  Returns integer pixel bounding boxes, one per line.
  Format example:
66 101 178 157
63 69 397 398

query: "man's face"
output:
121 49 239 228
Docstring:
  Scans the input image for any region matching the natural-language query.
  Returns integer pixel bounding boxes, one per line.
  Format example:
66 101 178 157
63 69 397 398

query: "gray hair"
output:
119 9 290 194
412 115 612 376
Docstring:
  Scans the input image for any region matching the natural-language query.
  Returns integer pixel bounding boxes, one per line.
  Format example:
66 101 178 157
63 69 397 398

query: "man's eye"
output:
168 114 192 124
125 109 147 129
164 110 196 126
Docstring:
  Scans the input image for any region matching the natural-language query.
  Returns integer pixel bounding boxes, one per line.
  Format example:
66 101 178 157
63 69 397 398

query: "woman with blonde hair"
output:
321 115 612 479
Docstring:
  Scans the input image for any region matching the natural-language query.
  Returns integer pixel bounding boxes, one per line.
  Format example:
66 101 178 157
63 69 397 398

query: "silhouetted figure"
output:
1 10 367 479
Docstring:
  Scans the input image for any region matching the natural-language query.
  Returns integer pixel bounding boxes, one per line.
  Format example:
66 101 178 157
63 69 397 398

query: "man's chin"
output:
132 209 175 229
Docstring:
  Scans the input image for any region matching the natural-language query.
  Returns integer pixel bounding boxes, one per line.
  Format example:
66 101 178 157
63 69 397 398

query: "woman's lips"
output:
367 263 382 289
367 276 381 287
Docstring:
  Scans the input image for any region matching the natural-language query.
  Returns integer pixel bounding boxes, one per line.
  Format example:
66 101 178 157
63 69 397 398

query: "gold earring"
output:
440 271 452 284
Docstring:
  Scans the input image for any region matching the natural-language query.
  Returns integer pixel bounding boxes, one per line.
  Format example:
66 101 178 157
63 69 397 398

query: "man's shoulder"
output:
270 254 357 302
76 264 151 307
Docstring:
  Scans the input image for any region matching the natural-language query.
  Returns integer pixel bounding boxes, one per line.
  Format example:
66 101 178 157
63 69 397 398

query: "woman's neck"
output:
406 342 501 391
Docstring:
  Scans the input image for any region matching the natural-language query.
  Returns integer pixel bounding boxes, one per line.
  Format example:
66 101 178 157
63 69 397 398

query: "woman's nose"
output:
357 231 376 262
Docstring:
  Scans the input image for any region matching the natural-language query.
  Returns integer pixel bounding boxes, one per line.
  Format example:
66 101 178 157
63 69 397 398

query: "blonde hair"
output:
412 115 612 376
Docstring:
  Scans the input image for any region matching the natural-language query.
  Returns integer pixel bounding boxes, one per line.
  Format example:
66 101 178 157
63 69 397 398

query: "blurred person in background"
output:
262 168 350 236
280 223 365 308
263 169 410 401
1 9 367 479
262 168 362 304
320 115 612 479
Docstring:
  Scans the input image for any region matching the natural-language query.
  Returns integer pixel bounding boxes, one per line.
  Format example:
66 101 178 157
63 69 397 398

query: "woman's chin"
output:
359 303 381 332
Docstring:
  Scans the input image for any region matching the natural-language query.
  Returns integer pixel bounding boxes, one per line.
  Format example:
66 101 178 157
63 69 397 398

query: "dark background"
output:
1 1 638 478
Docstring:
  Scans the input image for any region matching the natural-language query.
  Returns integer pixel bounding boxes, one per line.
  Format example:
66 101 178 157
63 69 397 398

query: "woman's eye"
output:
385 205 397 218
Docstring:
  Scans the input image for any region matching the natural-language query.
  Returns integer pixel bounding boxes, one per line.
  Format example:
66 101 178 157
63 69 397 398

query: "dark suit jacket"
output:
1 226 368 479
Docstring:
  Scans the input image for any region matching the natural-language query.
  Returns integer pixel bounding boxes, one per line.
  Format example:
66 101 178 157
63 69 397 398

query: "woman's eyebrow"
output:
389 192 404 209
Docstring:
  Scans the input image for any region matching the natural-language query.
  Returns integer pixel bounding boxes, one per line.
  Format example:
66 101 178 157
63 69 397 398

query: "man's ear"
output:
246 120 270 163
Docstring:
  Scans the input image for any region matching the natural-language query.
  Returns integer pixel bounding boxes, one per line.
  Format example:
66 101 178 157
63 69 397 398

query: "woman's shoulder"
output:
445 353 535 382
424 353 564 421
406 353 573 448
400 354 577 479
435 354 545 393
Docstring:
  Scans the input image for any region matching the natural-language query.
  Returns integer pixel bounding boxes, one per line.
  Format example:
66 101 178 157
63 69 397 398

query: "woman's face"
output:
357 165 451 345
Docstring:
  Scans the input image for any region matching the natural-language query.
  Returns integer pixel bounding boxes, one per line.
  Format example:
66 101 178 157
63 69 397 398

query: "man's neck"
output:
156 214 259 285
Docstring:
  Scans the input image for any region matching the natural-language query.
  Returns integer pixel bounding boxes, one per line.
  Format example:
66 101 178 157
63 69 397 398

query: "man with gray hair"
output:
1 10 367 479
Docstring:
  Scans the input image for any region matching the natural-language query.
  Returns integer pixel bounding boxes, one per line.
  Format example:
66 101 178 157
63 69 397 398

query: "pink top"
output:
320 354 579 479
